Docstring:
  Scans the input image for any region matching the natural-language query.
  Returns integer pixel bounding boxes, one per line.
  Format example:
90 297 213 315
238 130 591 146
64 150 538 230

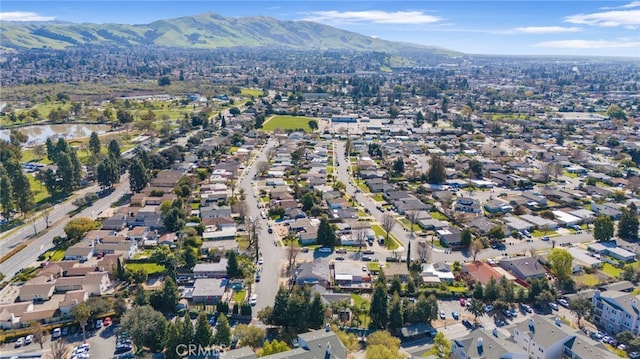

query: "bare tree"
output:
352 227 368 253
266 148 277 162
51 339 69 359
29 214 38 236
235 199 248 222
470 239 484 262
41 203 53 229
406 210 419 238
381 213 396 245
286 236 300 276
627 176 640 195
31 323 48 349
528 246 537 258
248 217 262 262
417 241 432 263
32 144 46 160
256 161 269 177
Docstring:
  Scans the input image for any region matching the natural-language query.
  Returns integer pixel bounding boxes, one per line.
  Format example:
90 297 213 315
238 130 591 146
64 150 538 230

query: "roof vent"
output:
326 323 331 332
555 317 561 326
528 318 535 331
477 337 484 355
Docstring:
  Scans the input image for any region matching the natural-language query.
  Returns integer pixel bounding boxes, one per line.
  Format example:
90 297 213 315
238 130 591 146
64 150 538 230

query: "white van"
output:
52 328 62 339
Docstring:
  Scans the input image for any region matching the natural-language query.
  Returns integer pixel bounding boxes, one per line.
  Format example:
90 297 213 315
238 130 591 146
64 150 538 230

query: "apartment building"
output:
592 290 640 336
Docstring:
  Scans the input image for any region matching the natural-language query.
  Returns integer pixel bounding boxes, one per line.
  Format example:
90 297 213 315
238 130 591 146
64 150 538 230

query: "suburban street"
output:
0 176 130 282
237 138 284 314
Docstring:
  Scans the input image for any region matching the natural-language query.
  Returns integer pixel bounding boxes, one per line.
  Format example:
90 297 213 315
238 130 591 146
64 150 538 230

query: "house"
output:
484 199 513 213
437 227 463 248
592 290 640 335
503 216 535 232
567 247 603 270
0 302 33 329
454 197 482 213
569 209 596 223
468 216 500 236
452 329 528 359
552 211 582 227
64 244 95 262
421 262 455 284
18 276 56 302
59 290 88 317
463 261 515 285
55 271 111 296
95 238 138 260
591 202 622 220
519 215 558 230
333 261 369 288
587 242 636 263
193 260 228 279
150 169 184 188
498 257 547 282
295 259 329 287
101 213 128 231
191 278 225 304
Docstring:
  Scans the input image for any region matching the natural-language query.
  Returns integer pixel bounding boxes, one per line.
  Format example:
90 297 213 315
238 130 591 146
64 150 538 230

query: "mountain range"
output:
0 12 457 55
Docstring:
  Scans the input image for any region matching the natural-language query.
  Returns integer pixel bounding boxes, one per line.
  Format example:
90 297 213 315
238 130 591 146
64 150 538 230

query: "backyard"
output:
126 263 166 275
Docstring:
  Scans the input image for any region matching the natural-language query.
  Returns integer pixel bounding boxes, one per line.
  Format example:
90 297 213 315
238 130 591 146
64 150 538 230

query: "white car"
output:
258 257 264 265
24 334 33 345
249 294 257 306
15 337 24 347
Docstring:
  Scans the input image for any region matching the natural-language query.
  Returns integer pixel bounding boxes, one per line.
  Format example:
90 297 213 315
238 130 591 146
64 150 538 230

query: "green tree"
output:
121 305 168 353
430 331 452 359
487 226 505 240
594 215 614 241
392 157 404 177
468 159 483 179
194 312 213 348
388 293 403 330
0 166 13 218
427 154 446 184
164 322 182 359
547 248 574 282
461 229 472 247
271 286 289 326
365 331 402 359
107 139 121 159
308 120 318 131
258 340 289 357
88 131 101 156
180 315 193 344
133 287 149 306
129 158 150 193
12 172 34 215
484 277 499 302
213 313 232 347
316 217 337 248
71 303 91 342
233 324 266 350
64 217 95 242
466 299 486 324
301 192 315 212
568 296 593 329
162 276 179 313
607 104 627 121
226 251 241 278
285 289 308 334
369 282 389 330
307 293 325 329
618 203 639 241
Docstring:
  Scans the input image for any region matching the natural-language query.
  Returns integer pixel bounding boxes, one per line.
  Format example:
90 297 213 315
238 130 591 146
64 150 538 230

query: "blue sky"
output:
1 1 639 57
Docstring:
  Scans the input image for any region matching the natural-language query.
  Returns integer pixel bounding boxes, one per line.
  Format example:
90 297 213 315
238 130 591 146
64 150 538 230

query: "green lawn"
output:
262 115 316 132
399 218 421 233
368 262 381 272
43 248 66 261
429 211 448 220
371 194 384 202
601 263 622 278
241 88 263 97
228 146 239 154
233 290 246 302
371 224 401 250
327 166 334 174
351 293 369 306
448 286 468 293
28 174 51 205
532 230 558 238
357 210 368 217
126 263 166 275
576 273 601 287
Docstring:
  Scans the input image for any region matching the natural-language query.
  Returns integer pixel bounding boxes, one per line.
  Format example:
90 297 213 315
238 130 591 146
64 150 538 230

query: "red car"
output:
459 298 466 306
103 317 112 326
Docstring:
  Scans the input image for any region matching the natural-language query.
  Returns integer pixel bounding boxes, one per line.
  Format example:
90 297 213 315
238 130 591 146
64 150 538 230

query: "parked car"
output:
462 319 473 328
258 257 264 265
318 247 333 253
451 311 459 320
557 298 569 307
104 317 112 326
250 294 257 306
52 328 61 339
362 256 372 262
521 304 533 313
549 302 559 310
61 327 69 336
485 304 494 312
336 248 347 254
25 334 33 345
541 236 550 241
459 297 466 306
15 337 24 347
439 311 446 320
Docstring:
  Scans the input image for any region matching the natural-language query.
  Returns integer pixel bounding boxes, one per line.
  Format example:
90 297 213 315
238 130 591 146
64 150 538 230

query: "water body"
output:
0 124 112 145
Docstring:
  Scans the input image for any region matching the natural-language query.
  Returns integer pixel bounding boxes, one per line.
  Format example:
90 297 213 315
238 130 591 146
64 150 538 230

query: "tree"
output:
164 322 182 359
271 286 290 326
308 120 318 131
466 298 486 324
30 322 48 349
162 276 179 313
430 332 452 359
568 296 593 329
0 166 13 218
547 248 573 282
180 315 194 344
121 305 168 353
487 226 504 240
213 313 232 347
470 239 484 262
308 293 325 329
41 203 53 228
427 154 446 184
233 324 266 350
415 294 439 324
381 213 396 246
88 132 101 156
258 339 289 357
71 303 91 342
369 282 388 329
129 158 150 193
461 229 472 247
51 339 69 359
594 215 614 241
332 325 360 354
388 293 403 330
607 104 627 121
64 217 95 242
366 331 402 359
226 251 241 278
194 312 213 348
158 76 171 86
114 296 127 317
468 159 483 179
484 277 499 302
392 157 404 177
618 203 639 241
317 217 337 248
284 289 308 334
12 173 34 215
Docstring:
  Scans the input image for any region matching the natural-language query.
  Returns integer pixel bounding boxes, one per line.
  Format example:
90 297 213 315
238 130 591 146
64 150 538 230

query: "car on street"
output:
258 257 264 265
52 328 61 339
335 248 347 254
485 304 494 312
439 311 446 320
549 302 559 311
335 256 345 261
362 256 372 262
250 294 257 306
255 273 261 282
459 298 466 306
15 337 24 347
318 247 333 253
541 236 550 241
267 227 273 234
451 311 459 320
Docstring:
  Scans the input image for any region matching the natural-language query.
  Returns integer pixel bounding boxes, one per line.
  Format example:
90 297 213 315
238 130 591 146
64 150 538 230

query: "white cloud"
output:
301 10 442 25
565 9 640 28
534 39 640 49
600 1 640 9
513 26 581 34
0 11 55 22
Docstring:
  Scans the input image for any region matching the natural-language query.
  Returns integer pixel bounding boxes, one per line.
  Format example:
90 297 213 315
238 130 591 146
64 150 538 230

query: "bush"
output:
240 303 252 316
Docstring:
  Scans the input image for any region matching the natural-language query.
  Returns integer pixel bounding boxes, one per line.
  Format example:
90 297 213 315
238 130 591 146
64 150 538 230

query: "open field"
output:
28 173 50 205
240 88 263 97
262 115 316 132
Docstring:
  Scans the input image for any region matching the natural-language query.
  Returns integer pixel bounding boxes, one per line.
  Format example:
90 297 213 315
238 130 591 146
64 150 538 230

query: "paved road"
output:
237 138 284 315
0 176 130 280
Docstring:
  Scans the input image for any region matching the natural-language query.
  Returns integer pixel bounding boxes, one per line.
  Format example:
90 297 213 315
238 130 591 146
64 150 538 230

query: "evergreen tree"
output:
316 217 337 247
0 165 13 218
69 149 83 184
271 286 290 326
116 258 124 280
594 215 614 241
164 322 182 359
213 314 232 347
427 154 446 184
285 291 308 334
194 312 213 347
226 251 241 278
12 172 34 214
389 277 402 296
369 282 389 329
129 158 150 193
307 293 325 330
46 138 57 162
181 315 193 344
618 203 639 241
484 277 499 302
388 293 403 330
133 287 149 306
162 276 179 313
57 152 75 194
108 139 121 158
89 131 101 156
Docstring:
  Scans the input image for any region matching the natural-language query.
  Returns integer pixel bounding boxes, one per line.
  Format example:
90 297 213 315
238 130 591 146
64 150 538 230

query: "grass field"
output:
28 174 50 205
429 211 448 220
576 273 600 287
43 248 66 261
601 263 621 278
371 224 401 250
262 115 316 132
126 263 166 275
371 194 384 202
241 88 264 97
233 290 247 303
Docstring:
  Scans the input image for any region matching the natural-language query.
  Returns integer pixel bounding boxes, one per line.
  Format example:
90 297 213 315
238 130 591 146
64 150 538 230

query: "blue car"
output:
451 311 459 320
